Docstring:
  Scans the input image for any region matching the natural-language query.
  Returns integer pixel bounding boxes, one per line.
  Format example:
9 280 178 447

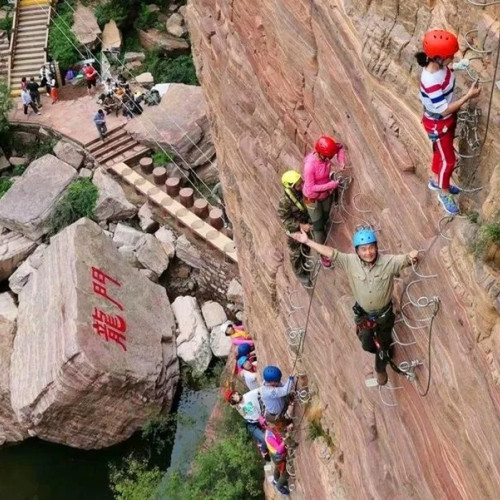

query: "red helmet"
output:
314 136 339 158
423 30 459 60
224 389 235 403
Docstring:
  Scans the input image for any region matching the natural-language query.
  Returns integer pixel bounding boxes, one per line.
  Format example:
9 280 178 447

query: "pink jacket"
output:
302 148 345 200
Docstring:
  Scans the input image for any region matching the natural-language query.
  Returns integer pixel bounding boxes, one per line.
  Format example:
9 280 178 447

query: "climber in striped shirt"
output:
416 29 481 216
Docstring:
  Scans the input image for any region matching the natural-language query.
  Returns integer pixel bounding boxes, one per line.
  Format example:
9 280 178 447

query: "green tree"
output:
0 81 13 136
49 0 80 70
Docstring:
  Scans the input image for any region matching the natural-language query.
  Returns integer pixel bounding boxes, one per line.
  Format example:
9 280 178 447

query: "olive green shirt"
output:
331 249 411 313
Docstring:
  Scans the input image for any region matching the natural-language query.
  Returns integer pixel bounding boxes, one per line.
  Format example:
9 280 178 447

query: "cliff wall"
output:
187 1 500 498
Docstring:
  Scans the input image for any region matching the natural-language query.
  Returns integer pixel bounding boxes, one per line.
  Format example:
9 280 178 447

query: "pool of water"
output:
0 386 218 500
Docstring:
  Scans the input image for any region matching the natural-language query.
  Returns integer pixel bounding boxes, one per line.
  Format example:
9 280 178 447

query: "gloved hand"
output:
452 59 470 71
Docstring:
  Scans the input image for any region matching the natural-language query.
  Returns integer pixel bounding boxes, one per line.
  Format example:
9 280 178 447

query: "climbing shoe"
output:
320 256 332 268
428 179 461 195
274 484 290 496
376 370 388 386
437 193 459 215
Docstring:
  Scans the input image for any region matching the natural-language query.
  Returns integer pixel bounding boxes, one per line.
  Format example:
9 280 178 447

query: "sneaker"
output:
376 370 388 386
437 193 459 215
36 112 41 115
274 484 290 496
428 179 461 195
320 256 332 268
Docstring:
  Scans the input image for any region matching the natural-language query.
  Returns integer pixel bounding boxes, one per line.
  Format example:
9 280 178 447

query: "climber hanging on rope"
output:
260 365 295 422
302 135 346 267
278 170 314 289
416 29 481 215
290 227 418 385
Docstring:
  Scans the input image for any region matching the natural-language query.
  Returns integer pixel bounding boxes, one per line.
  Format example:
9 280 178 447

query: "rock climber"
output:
416 29 481 215
302 135 346 267
291 227 419 385
260 365 295 422
278 170 314 288
238 356 260 390
237 343 257 367
224 389 270 461
222 321 254 347
260 416 291 496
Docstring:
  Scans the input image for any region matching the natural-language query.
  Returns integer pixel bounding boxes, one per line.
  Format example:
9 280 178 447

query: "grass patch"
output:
152 150 173 166
48 178 98 236
0 178 12 198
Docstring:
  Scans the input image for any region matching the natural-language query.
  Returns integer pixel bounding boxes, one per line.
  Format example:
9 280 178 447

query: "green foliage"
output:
307 420 328 442
141 412 177 456
95 0 129 28
49 178 98 235
20 137 57 161
467 210 479 224
143 50 198 86
0 14 12 38
152 150 173 166
0 81 13 137
109 456 163 500
135 4 159 31
11 164 27 177
0 178 12 198
181 359 225 391
49 0 80 70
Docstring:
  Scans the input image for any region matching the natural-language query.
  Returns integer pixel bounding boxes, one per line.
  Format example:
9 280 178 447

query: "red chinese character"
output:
92 307 127 351
91 266 123 311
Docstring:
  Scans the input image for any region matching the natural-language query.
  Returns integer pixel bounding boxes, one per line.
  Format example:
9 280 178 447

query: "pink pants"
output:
422 114 456 190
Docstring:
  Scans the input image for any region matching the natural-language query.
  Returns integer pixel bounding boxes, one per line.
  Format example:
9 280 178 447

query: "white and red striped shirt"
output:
419 67 455 119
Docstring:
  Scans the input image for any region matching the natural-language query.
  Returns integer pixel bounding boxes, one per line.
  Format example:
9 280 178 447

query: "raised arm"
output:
289 230 334 258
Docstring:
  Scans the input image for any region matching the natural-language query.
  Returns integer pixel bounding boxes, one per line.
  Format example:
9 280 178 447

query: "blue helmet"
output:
237 356 248 368
263 365 282 382
237 344 252 358
353 228 377 248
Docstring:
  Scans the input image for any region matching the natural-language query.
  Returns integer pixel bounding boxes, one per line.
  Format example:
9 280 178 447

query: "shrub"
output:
152 150 173 166
49 0 80 70
0 81 13 137
0 14 12 38
0 178 12 198
95 0 128 28
49 178 98 235
143 51 198 85
134 4 159 31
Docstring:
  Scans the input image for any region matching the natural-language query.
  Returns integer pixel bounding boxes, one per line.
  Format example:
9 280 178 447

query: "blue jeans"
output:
246 422 268 454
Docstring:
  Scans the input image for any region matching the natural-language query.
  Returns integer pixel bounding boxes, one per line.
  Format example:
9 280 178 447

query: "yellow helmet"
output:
281 170 302 189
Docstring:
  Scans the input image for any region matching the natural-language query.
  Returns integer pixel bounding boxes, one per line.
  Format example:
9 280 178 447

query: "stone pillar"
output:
166 177 181 197
209 208 224 230
153 167 167 185
193 199 209 219
139 157 154 174
179 188 194 208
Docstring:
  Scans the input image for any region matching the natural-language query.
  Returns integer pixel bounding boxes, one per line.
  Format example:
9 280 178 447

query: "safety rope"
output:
38 3 222 209
54 0 221 188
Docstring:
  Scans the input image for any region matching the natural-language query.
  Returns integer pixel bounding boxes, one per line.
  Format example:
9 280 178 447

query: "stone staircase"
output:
0 30 10 81
85 126 151 168
9 0 51 96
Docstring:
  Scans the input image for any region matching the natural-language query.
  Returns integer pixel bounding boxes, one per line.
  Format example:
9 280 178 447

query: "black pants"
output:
23 102 38 114
354 303 395 373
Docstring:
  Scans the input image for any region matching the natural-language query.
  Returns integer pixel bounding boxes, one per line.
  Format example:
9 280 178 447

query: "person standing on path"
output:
416 29 481 215
291 227 419 385
21 89 40 116
27 77 41 108
83 63 98 96
49 77 58 104
302 135 346 267
93 109 107 141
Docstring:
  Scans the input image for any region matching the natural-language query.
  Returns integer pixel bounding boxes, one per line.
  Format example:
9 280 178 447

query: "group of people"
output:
222 321 295 496
20 64 58 115
278 29 479 387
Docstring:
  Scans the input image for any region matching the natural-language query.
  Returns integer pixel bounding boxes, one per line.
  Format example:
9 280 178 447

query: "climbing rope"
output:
34 3 223 210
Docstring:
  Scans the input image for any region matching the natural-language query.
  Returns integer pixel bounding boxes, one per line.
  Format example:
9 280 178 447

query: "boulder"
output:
113 223 144 249
0 292 27 445
0 146 9 172
166 13 187 38
135 72 154 85
137 29 189 53
134 234 169 276
102 20 122 52
124 51 146 63
209 324 232 358
175 234 203 268
227 279 244 305
178 5 186 17
72 4 101 47
79 168 93 179
126 84 215 169
8 244 46 294
138 202 159 233
0 155 77 240
126 61 143 71
0 231 37 282
10 218 179 449
93 167 137 222
171 296 212 373
201 300 227 330
147 3 160 12
117 245 140 268
9 157 28 168
12 131 36 145
139 268 159 282
53 140 84 170
154 226 176 258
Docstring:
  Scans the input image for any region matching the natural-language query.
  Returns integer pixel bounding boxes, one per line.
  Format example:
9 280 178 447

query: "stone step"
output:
17 17 48 26
86 128 127 152
94 137 138 164
16 26 47 35
14 49 45 59
11 66 42 75
15 44 45 54
15 34 46 44
19 0 51 7
13 57 45 69
19 7 50 15
120 146 151 167
15 38 46 47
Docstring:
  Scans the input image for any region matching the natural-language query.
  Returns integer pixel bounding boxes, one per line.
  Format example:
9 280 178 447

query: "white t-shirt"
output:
238 388 263 422
419 67 455 118
242 369 259 391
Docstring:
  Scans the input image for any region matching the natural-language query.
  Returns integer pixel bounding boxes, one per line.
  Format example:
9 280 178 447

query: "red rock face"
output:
187 1 500 498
